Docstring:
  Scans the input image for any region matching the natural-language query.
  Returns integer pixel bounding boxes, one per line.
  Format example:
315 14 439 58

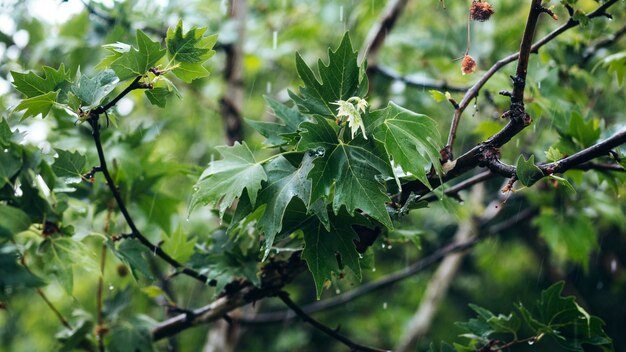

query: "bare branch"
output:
444 0 620 158
582 23 626 63
483 128 626 178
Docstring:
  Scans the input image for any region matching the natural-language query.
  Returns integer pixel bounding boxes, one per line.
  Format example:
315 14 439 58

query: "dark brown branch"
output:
483 129 626 178
421 170 495 203
151 255 306 341
236 209 536 325
277 291 390 352
368 65 468 93
444 0 620 158
87 79 212 286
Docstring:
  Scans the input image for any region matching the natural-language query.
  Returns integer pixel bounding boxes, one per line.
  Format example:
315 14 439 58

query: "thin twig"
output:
277 291 391 352
96 205 113 352
87 79 212 285
368 65 469 93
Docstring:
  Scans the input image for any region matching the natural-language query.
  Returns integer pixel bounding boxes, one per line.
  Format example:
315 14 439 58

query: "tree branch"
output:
87 79 212 286
277 291 390 352
151 254 306 341
396 185 483 352
483 128 626 178
444 0 620 158
235 209 536 325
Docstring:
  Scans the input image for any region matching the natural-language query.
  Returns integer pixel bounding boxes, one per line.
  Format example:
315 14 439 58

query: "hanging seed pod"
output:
470 0 495 22
461 54 477 75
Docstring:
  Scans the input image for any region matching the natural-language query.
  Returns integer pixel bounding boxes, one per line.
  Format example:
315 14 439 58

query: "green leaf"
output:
530 282 612 350
108 239 154 280
107 318 154 352
190 141 267 217
0 118 12 146
298 115 393 229
516 154 544 187
548 174 576 193
246 96 306 146
0 147 22 188
301 211 362 298
11 64 69 98
288 32 367 118
0 205 31 239
144 87 170 107
110 30 166 81
599 51 626 86
0 246 45 293
56 318 94 351
71 69 119 108
161 225 196 263
534 208 597 268
166 20 217 82
52 149 87 184
256 153 318 259
96 42 130 70
568 111 600 148
39 237 97 294
368 102 443 188
545 146 564 162
14 91 59 120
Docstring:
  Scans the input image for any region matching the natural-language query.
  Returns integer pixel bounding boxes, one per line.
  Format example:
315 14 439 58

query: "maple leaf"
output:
366 102 443 188
301 211 364 298
109 30 166 81
298 115 394 229
165 20 217 82
255 153 318 259
288 32 368 118
190 142 267 217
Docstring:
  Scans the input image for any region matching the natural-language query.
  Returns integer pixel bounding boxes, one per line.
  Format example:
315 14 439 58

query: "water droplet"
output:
266 82 272 94
108 285 114 291
272 31 278 50
387 245 392 250
381 243 386 249
193 186 199 192
3 149 7 152
335 289 341 294
528 338 536 345
358 253 363 259
537 81 541 89
382 302 387 309
339 5 344 22
371 267 376 272
610 259 617 273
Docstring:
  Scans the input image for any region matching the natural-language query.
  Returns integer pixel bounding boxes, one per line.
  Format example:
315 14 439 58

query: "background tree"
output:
1 0 625 351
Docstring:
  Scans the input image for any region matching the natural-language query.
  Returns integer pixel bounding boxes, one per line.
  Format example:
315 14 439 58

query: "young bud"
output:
470 0 495 22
